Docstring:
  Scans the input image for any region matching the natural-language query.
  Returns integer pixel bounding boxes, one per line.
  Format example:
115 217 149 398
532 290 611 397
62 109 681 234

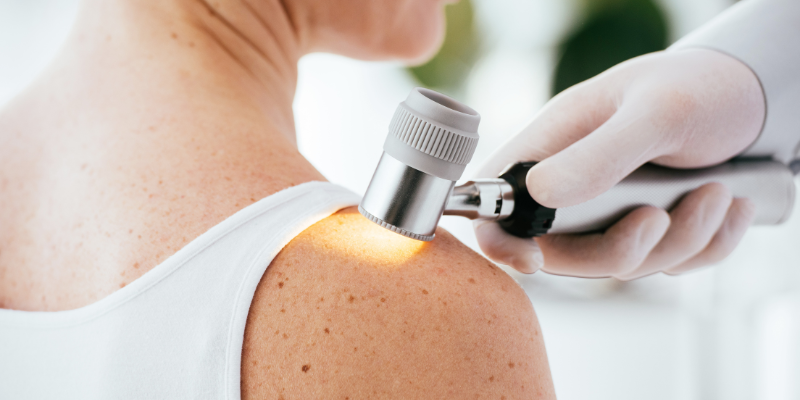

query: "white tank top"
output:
0 181 360 399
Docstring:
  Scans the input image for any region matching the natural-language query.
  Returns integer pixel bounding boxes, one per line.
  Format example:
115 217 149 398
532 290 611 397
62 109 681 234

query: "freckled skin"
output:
0 1 555 397
0 20 323 311
241 208 555 399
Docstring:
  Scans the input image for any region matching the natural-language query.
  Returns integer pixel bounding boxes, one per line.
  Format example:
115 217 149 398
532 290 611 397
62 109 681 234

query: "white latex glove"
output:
475 49 763 279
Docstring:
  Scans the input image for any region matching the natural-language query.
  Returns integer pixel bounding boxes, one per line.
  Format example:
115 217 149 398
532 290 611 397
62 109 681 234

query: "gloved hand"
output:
474 48 764 279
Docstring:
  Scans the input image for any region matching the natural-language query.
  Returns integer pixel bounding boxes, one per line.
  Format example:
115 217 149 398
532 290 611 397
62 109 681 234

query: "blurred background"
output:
2 0 799 399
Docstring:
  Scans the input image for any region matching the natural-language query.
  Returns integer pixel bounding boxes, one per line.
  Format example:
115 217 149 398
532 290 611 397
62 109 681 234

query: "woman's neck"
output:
67 0 306 138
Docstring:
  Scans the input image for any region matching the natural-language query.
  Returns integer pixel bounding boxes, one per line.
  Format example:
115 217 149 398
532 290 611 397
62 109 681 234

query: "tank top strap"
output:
0 181 360 399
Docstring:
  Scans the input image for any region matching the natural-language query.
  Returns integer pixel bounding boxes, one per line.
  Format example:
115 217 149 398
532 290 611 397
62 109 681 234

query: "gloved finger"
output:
664 197 756 275
526 103 676 209
474 78 617 178
537 206 670 278
614 183 732 281
473 220 543 274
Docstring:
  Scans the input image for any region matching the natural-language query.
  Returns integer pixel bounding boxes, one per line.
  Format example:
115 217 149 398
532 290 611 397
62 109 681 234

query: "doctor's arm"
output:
475 0 800 278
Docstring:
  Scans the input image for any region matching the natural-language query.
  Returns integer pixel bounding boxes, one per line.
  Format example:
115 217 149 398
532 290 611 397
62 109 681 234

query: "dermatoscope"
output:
359 88 796 241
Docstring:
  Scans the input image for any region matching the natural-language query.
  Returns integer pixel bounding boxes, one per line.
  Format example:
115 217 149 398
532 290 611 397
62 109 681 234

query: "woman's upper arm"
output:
241 207 555 399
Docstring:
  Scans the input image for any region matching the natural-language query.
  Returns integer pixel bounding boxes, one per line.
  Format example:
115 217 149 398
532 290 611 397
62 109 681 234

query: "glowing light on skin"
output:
308 208 427 266
354 221 427 263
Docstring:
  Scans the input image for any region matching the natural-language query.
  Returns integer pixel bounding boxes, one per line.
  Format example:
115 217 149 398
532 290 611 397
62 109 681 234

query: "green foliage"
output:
552 0 668 96
407 0 480 97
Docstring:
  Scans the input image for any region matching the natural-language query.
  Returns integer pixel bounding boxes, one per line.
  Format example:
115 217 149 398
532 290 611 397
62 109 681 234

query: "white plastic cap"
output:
383 88 481 181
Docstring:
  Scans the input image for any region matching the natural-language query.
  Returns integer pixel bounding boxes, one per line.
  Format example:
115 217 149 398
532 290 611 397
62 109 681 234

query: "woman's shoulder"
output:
241 207 555 399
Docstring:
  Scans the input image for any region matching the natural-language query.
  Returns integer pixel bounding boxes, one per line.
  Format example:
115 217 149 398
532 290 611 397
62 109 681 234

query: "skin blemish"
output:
119 282 126 288
171 32 178 39
320 297 324 302
489 376 494 382
278 282 284 288
348 295 355 303
380 298 386 302
301 365 310 373
468 278 476 284
324 328 330 334
508 362 515 368
422 289 429 295
283 333 289 339
280 309 286 313
133 262 139 269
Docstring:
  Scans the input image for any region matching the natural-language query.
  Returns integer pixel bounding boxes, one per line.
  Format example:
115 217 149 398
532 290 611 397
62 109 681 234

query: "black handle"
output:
497 162 556 238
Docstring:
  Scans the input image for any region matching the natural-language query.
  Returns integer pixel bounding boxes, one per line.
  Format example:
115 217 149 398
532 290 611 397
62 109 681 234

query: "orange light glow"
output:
354 224 427 264
310 209 428 267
